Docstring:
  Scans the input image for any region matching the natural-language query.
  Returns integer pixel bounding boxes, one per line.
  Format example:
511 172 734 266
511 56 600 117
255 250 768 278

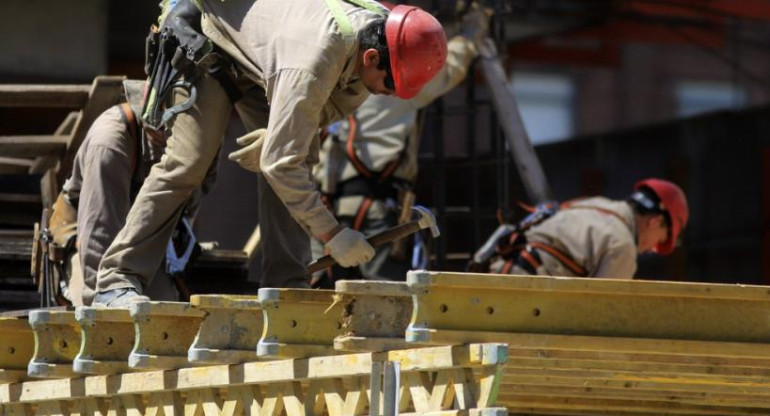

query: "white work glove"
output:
228 128 266 172
325 228 376 268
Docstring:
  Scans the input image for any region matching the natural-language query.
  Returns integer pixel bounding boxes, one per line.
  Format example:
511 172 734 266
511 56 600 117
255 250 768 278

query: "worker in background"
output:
312 3 489 284
470 179 689 279
93 0 448 307
42 80 216 306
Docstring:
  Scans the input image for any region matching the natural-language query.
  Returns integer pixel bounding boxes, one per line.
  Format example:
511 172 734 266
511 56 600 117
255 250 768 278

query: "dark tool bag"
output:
142 0 241 132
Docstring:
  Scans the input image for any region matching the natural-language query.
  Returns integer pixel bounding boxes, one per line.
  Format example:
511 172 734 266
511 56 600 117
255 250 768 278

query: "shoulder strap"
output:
528 241 589 277
324 0 387 47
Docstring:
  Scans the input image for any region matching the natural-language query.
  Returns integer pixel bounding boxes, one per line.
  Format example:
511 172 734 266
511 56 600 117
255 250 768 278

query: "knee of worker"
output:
151 147 218 190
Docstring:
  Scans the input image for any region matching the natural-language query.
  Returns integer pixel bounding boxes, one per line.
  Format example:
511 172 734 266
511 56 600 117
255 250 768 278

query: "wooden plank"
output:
0 136 68 158
498 395 769 415
496 384 770 409
0 194 41 204
0 85 91 108
0 157 33 175
56 76 125 186
411 331 770 360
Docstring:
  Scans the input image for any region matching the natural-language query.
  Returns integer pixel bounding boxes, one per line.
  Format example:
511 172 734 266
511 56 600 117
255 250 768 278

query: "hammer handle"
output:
306 221 421 275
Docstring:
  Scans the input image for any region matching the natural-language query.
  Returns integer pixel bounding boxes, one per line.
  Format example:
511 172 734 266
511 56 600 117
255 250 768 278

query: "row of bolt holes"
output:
438 304 541 317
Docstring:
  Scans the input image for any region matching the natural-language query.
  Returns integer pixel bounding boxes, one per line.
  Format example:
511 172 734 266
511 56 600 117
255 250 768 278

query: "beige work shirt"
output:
316 35 477 196
525 197 638 279
200 0 384 236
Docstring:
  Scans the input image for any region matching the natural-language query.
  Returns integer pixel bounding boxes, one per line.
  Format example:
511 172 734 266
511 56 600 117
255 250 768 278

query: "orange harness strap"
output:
527 241 588 277
117 103 140 175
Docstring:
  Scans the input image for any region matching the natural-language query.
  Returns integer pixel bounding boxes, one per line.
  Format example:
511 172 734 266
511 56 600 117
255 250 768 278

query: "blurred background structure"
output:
2 0 770 310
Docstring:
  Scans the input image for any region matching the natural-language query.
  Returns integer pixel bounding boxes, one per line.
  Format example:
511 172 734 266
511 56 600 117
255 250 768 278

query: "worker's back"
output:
525 197 637 278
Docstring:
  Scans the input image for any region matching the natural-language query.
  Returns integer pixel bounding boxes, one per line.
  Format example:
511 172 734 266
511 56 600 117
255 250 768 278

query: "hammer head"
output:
413 205 440 238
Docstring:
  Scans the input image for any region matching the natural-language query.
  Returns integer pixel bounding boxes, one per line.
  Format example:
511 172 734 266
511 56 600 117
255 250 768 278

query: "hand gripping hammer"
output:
306 205 440 275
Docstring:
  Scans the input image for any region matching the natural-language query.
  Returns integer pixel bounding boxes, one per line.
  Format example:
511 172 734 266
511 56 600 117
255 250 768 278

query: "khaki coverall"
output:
61 105 179 305
97 0 384 293
313 36 478 280
493 197 638 279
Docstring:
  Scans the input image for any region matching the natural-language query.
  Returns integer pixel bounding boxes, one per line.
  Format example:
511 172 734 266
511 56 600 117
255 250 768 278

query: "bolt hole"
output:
60 341 68 349
486 307 494 315
162 332 169 340
439 304 448 313
532 308 541 317
107 337 114 345
8 347 14 354
290 320 298 328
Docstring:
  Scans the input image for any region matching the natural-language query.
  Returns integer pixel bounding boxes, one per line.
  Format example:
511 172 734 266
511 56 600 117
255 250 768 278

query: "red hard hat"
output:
634 178 689 255
385 5 447 99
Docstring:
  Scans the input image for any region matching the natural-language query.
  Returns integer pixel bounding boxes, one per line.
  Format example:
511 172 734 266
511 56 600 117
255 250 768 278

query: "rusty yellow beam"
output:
257 288 345 359
406 271 770 344
0 318 33 383
188 294 263 365
333 280 413 353
27 310 80 379
128 301 205 370
73 308 134 375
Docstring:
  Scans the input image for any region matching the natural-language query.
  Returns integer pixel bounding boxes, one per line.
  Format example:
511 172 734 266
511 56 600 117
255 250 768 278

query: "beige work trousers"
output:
62 106 178 305
97 74 311 293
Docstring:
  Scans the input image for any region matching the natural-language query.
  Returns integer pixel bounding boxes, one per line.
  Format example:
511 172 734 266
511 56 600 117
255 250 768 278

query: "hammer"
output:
306 205 440 275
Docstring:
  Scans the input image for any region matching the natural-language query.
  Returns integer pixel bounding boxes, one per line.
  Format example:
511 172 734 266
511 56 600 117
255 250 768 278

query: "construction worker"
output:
471 179 689 279
93 0 448 307
44 80 215 306
313 4 489 283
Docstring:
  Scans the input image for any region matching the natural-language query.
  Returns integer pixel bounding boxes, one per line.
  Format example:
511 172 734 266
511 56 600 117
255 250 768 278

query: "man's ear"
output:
362 49 380 68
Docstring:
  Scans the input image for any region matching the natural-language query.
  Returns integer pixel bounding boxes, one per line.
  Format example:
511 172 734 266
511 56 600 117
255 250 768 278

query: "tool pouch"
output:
48 192 78 262
141 0 221 131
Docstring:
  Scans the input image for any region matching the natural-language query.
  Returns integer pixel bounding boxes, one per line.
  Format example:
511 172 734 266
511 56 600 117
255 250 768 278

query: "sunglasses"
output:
377 25 395 91
384 68 395 91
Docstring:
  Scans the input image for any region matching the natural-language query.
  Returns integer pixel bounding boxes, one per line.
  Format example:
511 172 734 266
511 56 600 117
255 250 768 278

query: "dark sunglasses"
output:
377 25 395 91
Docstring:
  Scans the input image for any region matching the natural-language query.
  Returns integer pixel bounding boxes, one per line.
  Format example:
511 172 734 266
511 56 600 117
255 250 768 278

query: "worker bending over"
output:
41 80 215 306
94 0 448 307
471 179 689 279
313 4 489 283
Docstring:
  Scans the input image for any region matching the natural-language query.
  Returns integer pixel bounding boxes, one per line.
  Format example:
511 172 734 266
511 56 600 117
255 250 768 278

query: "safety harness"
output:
472 201 629 277
339 113 409 230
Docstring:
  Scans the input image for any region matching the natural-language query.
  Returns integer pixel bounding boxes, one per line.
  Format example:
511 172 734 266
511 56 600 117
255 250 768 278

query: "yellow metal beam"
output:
27 310 80 379
333 280 413 353
73 308 134 375
128 301 205 370
406 271 770 344
257 289 344 359
188 294 263 365
0 318 34 383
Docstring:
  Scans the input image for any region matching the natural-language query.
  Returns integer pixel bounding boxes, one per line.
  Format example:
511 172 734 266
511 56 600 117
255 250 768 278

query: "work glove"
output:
460 3 491 46
325 227 376 268
228 128 267 173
